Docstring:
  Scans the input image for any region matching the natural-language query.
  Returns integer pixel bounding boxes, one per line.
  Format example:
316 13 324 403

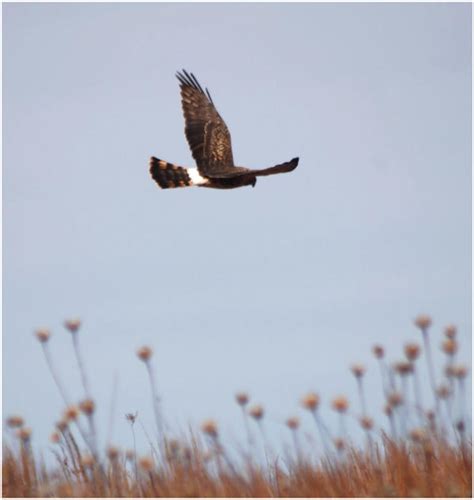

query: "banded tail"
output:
149 157 208 189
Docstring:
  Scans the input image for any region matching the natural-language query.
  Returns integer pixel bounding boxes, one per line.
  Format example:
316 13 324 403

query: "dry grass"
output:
2 315 472 497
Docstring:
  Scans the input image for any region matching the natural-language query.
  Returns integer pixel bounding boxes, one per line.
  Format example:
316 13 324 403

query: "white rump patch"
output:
187 168 208 186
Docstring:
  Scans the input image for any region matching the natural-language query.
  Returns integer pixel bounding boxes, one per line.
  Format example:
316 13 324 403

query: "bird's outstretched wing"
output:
176 70 234 175
207 158 299 179
249 158 299 177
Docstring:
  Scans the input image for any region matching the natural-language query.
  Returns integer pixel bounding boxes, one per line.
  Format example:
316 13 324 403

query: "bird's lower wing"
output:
250 157 299 177
206 158 299 179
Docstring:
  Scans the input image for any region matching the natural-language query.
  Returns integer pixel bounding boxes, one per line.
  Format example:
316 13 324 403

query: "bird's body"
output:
149 70 299 190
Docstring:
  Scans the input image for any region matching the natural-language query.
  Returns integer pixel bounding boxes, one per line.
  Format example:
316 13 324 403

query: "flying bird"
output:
149 70 299 190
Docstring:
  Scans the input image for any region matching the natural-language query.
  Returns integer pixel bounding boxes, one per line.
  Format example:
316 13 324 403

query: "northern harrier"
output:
149 70 299 190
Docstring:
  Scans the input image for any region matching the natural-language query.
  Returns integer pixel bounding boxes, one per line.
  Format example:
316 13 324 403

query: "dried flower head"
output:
249 405 264 420
360 416 374 431
333 438 345 451
409 428 427 443
50 432 61 444
331 396 349 413
138 456 154 471
351 364 366 378
235 392 249 406
414 314 432 331
404 343 421 361
137 346 152 362
81 454 95 468
384 404 393 417
394 361 413 376
6 415 24 428
125 450 135 461
201 419 218 438
445 365 456 378
107 446 120 461
436 384 451 399
125 412 138 424
16 427 32 441
56 419 68 432
372 345 385 359
301 392 320 411
444 324 457 339
64 318 81 333
442 338 458 356
168 439 180 455
79 399 95 416
64 405 79 422
388 392 403 407
286 417 300 430
453 364 468 379
35 328 51 343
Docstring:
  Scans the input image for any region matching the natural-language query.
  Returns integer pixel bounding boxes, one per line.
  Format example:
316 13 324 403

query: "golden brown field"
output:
2 316 472 497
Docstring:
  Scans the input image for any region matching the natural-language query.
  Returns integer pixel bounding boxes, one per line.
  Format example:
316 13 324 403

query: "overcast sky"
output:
3 3 471 460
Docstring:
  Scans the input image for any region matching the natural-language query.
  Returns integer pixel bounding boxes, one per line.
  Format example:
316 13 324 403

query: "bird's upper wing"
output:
176 70 234 175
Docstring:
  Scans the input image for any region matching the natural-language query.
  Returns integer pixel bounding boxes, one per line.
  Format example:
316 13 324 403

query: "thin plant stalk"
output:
421 328 440 413
311 410 331 456
356 377 368 416
71 332 91 399
144 360 165 451
40 343 94 455
411 366 424 425
40 343 70 407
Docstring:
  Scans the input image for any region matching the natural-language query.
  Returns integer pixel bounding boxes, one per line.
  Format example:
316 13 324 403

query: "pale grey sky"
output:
3 3 471 458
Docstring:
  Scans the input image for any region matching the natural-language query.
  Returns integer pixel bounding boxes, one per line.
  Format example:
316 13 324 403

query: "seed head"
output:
351 364 366 378
235 392 249 406
50 432 61 444
436 384 451 399
414 314 432 331
372 344 385 359
404 343 421 361
384 404 393 417
16 427 32 441
286 417 299 430
331 396 349 413
444 324 457 339
79 399 95 416
333 438 345 451
56 420 68 432
125 412 138 424
249 405 264 420
64 405 79 422
64 318 81 333
442 338 458 356
360 416 374 431
409 428 427 443
137 346 152 362
456 420 465 432
453 364 468 379
35 328 51 343
301 392 320 411
6 415 24 428
138 456 154 471
107 446 120 461
125 450 135 461
388 392 403 407
426 410 435 423
201 419 218 438
394 361 413 376
81 454 95 468
445 365 456 378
